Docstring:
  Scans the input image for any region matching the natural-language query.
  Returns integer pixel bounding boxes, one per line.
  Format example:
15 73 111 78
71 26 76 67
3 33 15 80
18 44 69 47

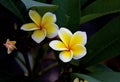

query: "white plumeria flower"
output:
74 78 88 82
49 28 87 62
21 10 59 43
74 78 79 82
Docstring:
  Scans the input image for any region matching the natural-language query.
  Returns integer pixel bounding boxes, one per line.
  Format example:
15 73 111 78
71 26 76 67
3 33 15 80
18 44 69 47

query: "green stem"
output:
22 52 32 77
39 62 58 76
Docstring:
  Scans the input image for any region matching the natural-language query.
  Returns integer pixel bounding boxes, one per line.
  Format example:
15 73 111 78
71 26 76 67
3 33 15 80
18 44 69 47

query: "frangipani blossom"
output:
49 28 87 62
73 78 79 82
73 78 88 82
4 39 17 54
21 10 59 43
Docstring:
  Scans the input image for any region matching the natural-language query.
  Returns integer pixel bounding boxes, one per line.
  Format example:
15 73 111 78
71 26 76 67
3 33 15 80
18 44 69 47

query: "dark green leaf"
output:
0 0 26 22
79 15 120 67
52 0 81 32
86 64 113 73
22 0 58 15
28 53 34 70
15 52 28 76
80 0 88 6
80 0 120 24
89 72 120 82
72 73 101 82
80 11 120 24
70 60 79 66
35 0 46 3
16 52 25 63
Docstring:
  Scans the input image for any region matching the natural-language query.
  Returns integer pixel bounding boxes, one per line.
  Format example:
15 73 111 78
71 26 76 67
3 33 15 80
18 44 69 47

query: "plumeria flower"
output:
73 78 88 82
49 28 87 62
73 78 79 82
3 39 17 54
21 10 59 43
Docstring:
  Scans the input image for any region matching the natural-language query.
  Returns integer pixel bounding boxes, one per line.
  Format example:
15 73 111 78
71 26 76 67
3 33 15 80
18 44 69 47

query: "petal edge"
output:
58 28 72 47
29 10 41 26
59 51 73 62
31 29 46 43
72 44 87 60
49 40 67 51
70 31 87 47
21 23 39 31
45 23 59 38
42 12 56 25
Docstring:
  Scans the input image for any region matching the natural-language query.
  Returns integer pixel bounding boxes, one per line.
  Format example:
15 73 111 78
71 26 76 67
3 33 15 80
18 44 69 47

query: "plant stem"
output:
39 62 58 76
23 52 32 77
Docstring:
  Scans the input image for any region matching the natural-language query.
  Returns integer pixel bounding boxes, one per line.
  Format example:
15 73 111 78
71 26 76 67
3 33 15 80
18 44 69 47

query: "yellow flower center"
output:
66 44 72 51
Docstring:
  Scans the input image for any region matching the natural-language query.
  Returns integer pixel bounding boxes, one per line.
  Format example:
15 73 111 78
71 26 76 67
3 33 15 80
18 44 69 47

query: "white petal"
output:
72 45 87 60
41 12 56 25
70 31 87 47
58 28 72 47
45 23 59 38
31 29 46 43
7 48 12 54
21 23 39 31
49 40 68 51
73 78 79 82
29 10 41 26
59 51 73 62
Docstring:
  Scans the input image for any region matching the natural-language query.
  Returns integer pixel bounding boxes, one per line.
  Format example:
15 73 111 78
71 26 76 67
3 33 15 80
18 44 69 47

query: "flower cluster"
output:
3 10 87 63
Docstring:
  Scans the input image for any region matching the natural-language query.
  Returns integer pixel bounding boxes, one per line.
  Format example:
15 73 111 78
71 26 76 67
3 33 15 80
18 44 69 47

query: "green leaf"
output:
89 72 120 82
15 57 29 76
72 73 101 82
16 52 25 63
28 53 34 70
70 60 79 66
21 0 58 15
80 11 120 24
86 64 113 73
80 0 88 6
35 0 46 3
52 0 81 32
80 0 120 24
15 52 28 76
79 15 120 67
0 0 26 22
